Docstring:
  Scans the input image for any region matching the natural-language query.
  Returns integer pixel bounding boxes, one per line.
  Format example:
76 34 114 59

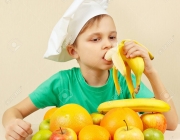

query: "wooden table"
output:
26 124 180 140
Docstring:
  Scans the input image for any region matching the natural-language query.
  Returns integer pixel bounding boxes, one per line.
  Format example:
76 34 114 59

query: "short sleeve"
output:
29 72 61 109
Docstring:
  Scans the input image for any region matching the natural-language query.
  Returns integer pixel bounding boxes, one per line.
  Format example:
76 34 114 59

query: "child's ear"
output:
67 44 79 59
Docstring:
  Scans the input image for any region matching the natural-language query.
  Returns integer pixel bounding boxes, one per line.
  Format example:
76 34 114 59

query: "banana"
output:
118 41 144 95
113 66 121 95
124 64 135 98
97 98 170 113
118 40 154 96
104 39 154 98
112 51 127 95
112 51 127 77
105 46 126 76
104 47 116 61
105 45 126 95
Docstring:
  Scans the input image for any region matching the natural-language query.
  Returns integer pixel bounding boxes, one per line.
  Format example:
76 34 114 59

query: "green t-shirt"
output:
29 67 154 113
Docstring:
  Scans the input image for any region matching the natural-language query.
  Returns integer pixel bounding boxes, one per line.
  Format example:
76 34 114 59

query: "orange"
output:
49 103 93 134
43 107 58 120
100 107 143 137
78 125 111 140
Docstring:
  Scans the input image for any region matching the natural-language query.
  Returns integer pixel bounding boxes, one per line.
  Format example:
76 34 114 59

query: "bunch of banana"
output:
97 98 170 113
105 39 154 98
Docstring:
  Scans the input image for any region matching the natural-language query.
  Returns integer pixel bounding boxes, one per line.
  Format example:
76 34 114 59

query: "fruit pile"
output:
32 99 170 140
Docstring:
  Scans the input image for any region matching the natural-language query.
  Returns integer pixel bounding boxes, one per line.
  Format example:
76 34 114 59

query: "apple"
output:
114 120 144 140
39 119 50 130
50 127 77 140
32 129 52 140
91 112 104 125
143 128 164 140
140 112 167 133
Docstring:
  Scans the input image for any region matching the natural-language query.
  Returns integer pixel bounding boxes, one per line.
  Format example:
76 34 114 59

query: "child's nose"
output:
102 39 112 49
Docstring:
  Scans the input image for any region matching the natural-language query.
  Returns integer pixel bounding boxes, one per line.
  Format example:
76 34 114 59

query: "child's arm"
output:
144 68 178 130
2 97 39 140
123 41 178 130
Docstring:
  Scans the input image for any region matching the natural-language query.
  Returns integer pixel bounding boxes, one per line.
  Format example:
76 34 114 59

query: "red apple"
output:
50 127 77 140
140 112 167 133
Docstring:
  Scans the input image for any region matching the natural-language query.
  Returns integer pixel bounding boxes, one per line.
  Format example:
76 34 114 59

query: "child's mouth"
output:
102 55 112 63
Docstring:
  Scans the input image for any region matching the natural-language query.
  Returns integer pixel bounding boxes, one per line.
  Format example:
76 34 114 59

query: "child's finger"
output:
7 130 24 140
125 46 139 58
124 40 134 46
23 121 33 135
27 127 33 135
5 135 15 140
123 42 136 54
17 120 33 135
14 125 29 138
129 49 148 59
128 50 141 58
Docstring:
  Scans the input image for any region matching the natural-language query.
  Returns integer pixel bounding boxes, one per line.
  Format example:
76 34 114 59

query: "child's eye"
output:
110 36 116 40
91 38 101 42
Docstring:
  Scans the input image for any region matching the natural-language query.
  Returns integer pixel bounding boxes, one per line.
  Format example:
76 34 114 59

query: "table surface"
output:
25 124 180 140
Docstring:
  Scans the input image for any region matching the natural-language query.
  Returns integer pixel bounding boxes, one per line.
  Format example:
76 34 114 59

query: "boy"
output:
2 0 178 139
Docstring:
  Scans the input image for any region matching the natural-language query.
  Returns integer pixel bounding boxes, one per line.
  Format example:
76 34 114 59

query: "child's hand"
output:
5 118 33 140
123 41 154 75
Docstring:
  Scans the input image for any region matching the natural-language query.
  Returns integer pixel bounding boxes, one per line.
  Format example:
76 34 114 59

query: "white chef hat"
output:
43 0 110 62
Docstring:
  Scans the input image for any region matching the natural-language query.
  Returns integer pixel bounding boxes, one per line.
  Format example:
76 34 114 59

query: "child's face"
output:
75 15 117 70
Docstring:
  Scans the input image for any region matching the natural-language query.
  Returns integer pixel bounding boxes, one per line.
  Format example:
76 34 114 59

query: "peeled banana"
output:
124 64 135 98
105 39 154 98
118 40 154 95
97 98 170 113
105 44 127 95
112 65 121 94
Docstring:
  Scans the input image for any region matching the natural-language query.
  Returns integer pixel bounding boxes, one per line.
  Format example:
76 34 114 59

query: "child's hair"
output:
79 14 108 34
73 14 109 45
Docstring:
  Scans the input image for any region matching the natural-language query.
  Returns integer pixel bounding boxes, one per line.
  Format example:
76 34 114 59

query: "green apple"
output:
114 120 144 140
39 119 50 130
143 128 164 140
32 129 52 140
91 113 104 125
